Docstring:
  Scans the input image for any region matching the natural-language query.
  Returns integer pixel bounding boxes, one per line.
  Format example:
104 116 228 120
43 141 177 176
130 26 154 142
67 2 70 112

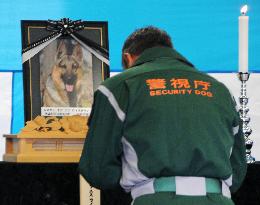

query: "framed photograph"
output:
21 20 109 122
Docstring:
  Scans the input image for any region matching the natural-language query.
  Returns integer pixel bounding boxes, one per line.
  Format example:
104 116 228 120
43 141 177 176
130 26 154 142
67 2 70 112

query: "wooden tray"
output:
3 134 85 162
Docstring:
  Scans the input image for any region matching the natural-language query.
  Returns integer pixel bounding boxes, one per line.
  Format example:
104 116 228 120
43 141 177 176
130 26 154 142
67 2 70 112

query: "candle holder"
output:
238 72 255 163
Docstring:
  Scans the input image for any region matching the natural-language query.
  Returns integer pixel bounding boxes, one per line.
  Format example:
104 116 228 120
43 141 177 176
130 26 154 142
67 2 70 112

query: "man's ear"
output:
123 53 138 69
123 53 131 69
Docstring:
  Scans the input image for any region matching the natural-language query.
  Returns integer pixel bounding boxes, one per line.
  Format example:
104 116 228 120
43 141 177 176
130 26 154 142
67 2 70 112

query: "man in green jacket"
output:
79 26 247 205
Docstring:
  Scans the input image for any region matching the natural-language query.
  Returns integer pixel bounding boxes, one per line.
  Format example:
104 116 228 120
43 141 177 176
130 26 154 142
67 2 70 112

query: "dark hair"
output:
122 26 173 56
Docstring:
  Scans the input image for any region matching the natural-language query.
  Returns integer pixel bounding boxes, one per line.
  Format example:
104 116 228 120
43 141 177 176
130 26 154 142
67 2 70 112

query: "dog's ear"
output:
56 40 67 61
72 43 83 64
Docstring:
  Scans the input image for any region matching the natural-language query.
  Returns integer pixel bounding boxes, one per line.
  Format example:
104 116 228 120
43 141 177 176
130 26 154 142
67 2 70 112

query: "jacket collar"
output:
131 46 194 68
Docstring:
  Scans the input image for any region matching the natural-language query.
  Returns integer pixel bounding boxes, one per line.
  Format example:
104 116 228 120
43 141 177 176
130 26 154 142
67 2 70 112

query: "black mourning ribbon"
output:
22 18 109 60
47 18 85 35
73 32 109 60
22 31 60 53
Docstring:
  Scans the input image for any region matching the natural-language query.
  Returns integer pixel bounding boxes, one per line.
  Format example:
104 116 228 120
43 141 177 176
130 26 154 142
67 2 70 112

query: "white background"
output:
0 72 259 160
0 72 12 159
211 73 260 160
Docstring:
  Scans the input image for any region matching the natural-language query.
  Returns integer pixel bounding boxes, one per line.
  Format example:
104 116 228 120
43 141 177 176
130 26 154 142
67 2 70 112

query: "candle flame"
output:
241 5 248 15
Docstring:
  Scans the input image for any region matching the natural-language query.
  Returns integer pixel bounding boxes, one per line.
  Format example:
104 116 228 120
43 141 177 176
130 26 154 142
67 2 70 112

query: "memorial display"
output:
21 19 109 121
4 19 109 164
4 18 110 163
2 18 110 205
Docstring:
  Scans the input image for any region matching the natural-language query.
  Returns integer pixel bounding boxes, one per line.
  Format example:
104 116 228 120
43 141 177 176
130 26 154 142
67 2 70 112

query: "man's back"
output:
101 47 245 194
79 27 247 205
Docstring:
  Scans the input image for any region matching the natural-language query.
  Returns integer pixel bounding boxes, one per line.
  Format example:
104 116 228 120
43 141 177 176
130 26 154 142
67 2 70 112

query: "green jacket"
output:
79 46 247 194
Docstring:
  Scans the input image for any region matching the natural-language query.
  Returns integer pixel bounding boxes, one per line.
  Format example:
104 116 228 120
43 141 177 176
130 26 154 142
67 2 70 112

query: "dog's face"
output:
56 40 83 94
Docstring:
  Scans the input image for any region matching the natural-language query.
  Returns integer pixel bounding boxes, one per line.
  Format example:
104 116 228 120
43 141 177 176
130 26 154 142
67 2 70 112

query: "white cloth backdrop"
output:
211 73 260 161
0 72 12 159
0 72 259 160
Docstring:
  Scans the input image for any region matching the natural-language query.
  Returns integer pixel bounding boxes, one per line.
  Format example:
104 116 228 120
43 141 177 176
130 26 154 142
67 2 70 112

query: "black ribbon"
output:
22 31 60 53
73 32 109 59
22 18 109 61
47 18 85 35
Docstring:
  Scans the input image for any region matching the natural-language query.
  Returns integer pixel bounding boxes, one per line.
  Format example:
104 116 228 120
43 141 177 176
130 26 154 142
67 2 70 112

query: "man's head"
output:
122 26 173 69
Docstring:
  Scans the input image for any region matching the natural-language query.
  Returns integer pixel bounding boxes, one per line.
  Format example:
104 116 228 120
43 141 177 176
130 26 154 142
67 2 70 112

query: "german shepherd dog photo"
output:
41 39 93 107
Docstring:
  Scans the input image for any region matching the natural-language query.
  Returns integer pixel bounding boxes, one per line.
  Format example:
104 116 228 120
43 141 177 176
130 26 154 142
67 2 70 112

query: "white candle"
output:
239 5 249 73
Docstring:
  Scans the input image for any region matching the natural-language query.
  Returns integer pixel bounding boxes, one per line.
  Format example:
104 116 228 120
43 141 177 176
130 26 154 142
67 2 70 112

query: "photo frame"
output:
21 20 109 122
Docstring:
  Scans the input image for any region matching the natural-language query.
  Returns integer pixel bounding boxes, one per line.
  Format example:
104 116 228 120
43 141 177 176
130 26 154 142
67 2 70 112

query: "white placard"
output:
41 107 91 116
80 175 100 205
